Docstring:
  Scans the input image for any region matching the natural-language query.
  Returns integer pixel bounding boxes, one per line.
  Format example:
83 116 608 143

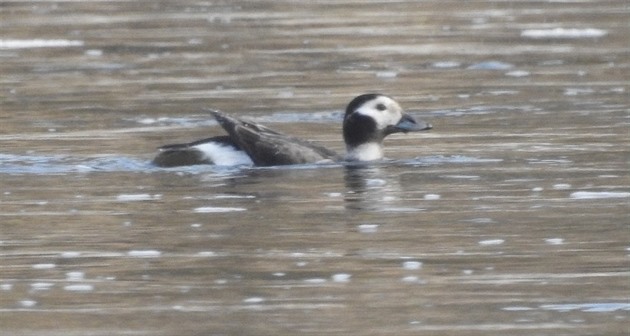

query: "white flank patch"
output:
193 142 253 166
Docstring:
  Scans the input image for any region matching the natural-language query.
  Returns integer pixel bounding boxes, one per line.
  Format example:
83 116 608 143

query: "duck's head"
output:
343 93 432 161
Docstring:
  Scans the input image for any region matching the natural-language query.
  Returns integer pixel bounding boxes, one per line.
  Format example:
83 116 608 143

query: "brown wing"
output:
207 110 338 166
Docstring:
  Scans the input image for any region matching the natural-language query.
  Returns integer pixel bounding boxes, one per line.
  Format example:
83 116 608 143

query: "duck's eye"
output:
376 103 387 111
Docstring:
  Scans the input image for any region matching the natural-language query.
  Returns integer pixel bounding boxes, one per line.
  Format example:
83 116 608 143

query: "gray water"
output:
1 1 629 335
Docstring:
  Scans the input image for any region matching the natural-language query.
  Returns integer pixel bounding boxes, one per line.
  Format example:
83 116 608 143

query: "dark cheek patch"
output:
343 113 380 147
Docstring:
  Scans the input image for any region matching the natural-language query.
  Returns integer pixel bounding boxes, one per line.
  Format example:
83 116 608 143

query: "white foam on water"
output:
521 28 607 39
401 276 426 284
357 224 379 233
505 70 530 77
20 300 37 307
564 87 594 96
197 251 217 257
540 303 630 312
66 272 85 281
545 238 565 245
193 206 247 213
85 49 103 56
365 178 387 187
479 239 505 246
431 61 461 68
468 61 514 70
488 90 519 96
276 89 294 98
502 306 535 311
402 261 423 270
570 191 630 199
116 194 161 201
331 273 351 283
304 278 327 284
0 39 84 49
137 117 159 124
213 194 256 199
127 250 162 258
32 263 56 269
243 297 265 304
30 282 54 290
441 175 481 180
375 71 398 78
423 194 441 200
64 284 94 292
60 251 81 258
464 218 495 224
1 283 13 291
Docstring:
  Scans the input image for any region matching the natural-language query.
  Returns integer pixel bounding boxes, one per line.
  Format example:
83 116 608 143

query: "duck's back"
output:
210 110 339 166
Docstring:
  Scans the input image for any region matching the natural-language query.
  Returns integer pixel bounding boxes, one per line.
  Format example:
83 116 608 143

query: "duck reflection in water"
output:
344 164 404 211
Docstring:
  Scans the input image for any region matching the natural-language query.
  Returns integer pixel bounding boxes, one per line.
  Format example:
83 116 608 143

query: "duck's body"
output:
152 94 431 167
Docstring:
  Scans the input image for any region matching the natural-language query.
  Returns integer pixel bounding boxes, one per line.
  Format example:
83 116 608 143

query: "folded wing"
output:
208 110 338 166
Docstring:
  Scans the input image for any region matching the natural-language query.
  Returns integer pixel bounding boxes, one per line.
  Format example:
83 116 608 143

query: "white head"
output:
342 93 431 161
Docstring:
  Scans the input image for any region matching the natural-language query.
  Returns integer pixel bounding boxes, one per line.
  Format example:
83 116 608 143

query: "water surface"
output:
1 1 629 335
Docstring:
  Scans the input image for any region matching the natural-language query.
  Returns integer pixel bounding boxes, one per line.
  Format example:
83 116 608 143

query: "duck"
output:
152 93 432 167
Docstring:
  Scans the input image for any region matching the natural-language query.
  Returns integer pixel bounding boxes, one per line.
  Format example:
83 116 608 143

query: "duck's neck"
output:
345 142 384 161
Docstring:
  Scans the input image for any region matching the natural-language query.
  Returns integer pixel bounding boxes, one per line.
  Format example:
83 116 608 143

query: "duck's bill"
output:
391 113 432 133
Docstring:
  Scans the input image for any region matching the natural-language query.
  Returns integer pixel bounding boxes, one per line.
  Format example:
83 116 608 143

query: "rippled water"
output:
1 1 629 335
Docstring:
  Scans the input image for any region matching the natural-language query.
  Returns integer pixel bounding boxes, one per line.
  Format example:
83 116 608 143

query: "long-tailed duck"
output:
152 93 432 167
